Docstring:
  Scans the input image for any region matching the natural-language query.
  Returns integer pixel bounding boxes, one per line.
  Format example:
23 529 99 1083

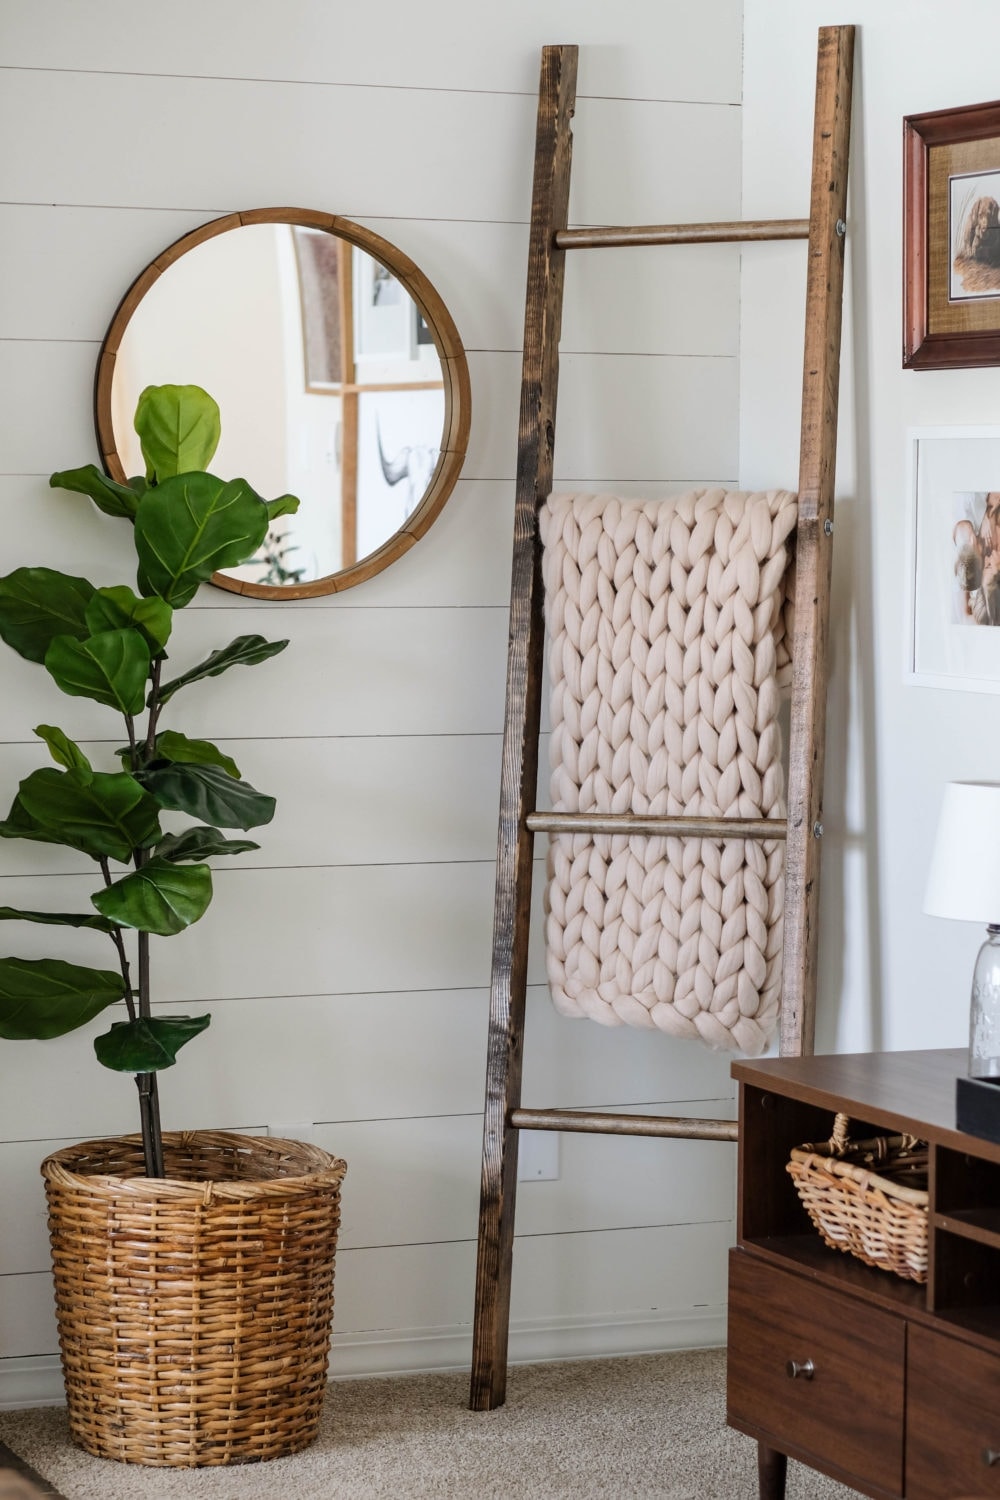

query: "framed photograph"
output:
906 426 1000 690
353 248 414 363
904 100 1000 369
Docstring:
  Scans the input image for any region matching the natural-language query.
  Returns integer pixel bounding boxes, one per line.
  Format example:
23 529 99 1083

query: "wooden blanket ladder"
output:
471 25 855 1412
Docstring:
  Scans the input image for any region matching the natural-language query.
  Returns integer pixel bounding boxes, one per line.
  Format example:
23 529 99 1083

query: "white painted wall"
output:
0 0 748 1405
742 2 1000 1058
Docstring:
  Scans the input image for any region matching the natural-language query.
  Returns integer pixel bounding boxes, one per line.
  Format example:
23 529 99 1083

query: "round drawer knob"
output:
984 1448 1000 1467
786 1358 815 1381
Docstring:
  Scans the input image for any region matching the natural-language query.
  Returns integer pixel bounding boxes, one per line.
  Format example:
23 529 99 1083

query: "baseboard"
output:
0 1308 725 1409
0 1357 64 1411
330 1306 727 1380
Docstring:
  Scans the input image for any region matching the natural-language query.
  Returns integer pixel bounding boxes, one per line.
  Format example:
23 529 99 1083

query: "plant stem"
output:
133 852 164 1175
108 933 137 1024
131 671 165 1179
136 1071 164 1178
145 657 163 752
100 856 137 1023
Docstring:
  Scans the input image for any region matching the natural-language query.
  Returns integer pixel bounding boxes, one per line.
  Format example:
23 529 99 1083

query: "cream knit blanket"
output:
539 489 798 1055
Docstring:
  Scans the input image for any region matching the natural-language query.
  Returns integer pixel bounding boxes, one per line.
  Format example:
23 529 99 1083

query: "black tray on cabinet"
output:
956 1074 1000 1145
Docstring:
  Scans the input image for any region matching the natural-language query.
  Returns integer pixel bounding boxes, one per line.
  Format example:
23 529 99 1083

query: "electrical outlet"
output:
517 1131 560 1181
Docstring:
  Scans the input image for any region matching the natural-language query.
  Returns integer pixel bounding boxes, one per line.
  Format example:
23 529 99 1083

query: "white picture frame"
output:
906 425 1000 691
353 248 414 364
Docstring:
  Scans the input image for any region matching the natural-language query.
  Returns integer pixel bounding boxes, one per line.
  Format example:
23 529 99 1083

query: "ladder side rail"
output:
781 24 855 1058
469 42 579 1414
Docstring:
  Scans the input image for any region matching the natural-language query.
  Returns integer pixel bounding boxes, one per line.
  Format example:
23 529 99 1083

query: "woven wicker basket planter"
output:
41 1130 347 1468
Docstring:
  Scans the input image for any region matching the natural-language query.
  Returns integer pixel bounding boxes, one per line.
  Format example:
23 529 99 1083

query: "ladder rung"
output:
510 1107 738 1142
526 810 787 840
555 219 810 249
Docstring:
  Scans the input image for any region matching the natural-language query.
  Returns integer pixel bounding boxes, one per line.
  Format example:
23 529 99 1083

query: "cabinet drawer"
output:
727 1250 904 1494
907 1324 1000 1499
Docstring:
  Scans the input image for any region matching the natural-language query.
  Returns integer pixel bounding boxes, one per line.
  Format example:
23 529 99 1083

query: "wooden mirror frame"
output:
95 207 472 598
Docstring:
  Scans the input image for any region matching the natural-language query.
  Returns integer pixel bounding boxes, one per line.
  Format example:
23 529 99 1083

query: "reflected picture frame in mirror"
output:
95 208 472 598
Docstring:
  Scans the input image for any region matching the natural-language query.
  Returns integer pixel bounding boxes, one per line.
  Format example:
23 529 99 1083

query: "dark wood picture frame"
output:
904 98 1000 369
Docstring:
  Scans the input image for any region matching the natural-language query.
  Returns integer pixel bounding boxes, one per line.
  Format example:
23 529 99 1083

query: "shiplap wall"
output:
0 0 745 1405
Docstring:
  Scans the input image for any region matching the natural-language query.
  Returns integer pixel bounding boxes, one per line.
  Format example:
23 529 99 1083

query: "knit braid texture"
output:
539 489 798 1055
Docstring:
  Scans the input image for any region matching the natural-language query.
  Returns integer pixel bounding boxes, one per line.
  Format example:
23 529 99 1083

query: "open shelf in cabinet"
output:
743 1233 927 1316
934 1144 1000 1231
934 1209 1000 1244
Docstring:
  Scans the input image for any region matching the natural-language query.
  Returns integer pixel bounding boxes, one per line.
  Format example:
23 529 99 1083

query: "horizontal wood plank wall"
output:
0 0 743 1398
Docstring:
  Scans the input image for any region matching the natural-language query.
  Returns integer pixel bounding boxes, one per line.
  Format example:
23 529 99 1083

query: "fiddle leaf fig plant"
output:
0 384 297 1176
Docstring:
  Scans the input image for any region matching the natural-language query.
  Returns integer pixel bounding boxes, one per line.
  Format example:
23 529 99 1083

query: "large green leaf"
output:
134 384 221 482
45 629 151 715
0 568 95 664
152 730 240 780
49 464 141 521
134 473 270 607
85 586 173 653
0 905 114 932
228 479 299 524
94 1013 210 1073
154 826 259 862
157 634 289 705
34 725 93 780
138 763 276 830
265 494 301 522
0 794 60 846
17 767 162 862
0 957 125 1040
92 859 212 935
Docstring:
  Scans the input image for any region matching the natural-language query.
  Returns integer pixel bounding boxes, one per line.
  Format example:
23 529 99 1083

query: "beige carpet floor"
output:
0 1349 861 1499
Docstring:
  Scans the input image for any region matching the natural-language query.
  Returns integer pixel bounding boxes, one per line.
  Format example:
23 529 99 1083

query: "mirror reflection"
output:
106 221 455 592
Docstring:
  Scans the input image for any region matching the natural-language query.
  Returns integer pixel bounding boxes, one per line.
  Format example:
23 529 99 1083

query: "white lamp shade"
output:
924 781 1000 924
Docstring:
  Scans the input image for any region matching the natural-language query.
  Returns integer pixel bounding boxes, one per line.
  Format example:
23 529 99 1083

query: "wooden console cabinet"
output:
727 1048 1000 1499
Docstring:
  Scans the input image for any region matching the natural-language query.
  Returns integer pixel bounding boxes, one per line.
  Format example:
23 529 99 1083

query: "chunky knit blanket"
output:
539 489 798 1055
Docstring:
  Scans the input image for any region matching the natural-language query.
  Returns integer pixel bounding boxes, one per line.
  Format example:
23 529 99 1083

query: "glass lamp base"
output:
969 925 1000 1078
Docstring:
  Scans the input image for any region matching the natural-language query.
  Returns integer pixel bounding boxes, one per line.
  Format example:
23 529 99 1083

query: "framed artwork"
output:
291 227 346 391
354 388 445 560
353 249 414 363
904 99 1000 369
906 426 1000 690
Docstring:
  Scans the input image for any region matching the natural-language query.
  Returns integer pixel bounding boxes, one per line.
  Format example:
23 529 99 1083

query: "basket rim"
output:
41 1129 347 1201
787 1147 929 1208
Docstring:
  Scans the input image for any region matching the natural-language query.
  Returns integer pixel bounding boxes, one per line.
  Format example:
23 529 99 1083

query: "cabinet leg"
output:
758 1442 787 1500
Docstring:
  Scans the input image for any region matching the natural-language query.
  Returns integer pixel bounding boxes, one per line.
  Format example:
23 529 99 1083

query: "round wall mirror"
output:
95 208 471 597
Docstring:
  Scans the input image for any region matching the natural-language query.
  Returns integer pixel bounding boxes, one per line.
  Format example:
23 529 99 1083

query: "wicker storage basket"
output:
42 1130 346 1467
786 1112 929 1283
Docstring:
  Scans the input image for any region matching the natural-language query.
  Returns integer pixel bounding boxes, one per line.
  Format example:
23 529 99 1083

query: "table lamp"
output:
924 781 1000 1079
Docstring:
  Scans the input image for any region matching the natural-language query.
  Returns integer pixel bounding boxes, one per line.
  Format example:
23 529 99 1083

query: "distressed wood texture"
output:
510 1107 738 1141
555 218 808 249
527 811 786 840
469 43 579 1414
780 24 854 1059
470 27 854 1414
